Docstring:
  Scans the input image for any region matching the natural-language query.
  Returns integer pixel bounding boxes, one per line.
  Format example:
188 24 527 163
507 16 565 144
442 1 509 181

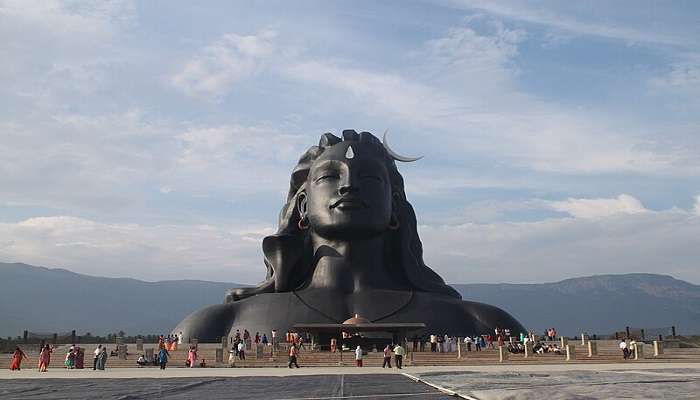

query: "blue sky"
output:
1 0 699 284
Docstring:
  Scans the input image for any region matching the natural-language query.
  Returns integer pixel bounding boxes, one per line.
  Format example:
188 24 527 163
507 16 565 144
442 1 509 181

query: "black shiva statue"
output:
173 130 525 341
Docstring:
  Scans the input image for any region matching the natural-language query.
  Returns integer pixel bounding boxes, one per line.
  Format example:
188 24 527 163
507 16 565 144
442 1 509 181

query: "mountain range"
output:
2 262 699 337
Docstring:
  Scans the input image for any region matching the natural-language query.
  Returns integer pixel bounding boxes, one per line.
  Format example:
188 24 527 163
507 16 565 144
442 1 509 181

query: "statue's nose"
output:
338 179 358 195
338 184 358 195
338 171 358 195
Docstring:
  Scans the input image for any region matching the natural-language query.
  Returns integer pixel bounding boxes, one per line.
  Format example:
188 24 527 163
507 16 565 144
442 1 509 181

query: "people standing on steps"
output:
38 344 53 372
243 329 251 348
93 344 102 370
382 345 392 368
64 346 75 369
187 346 197 368
393 343 405 369
96 346 108 370
74 346 84 369
355 345 363 367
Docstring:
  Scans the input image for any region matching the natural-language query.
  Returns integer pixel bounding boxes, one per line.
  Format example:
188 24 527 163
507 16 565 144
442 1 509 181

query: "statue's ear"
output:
297 191 307 217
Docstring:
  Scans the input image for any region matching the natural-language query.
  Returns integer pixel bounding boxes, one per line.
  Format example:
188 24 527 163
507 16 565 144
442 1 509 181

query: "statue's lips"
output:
330 198 369 210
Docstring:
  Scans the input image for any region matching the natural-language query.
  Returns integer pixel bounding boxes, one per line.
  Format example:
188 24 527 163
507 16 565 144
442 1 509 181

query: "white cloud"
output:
420 207 700 284
694 195 700 216
421 16 525 90
0 216 271 283
170 30 277 99
450 0 692 47
0 0 134 37
279 28 692 176
546 194 648 219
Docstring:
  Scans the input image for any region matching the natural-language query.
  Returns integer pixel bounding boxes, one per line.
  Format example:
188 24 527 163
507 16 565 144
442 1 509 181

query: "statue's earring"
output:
388 214 400 230
298 216 309 230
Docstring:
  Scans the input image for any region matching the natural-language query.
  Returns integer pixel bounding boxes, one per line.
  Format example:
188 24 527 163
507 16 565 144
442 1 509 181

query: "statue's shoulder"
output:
173 302 236 342
408 292 525 334
457 299 526 333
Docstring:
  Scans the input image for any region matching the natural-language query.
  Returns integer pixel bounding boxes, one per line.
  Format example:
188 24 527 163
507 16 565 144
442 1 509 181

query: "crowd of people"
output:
8 343 112 372
12 325 609 371
418 328 516 354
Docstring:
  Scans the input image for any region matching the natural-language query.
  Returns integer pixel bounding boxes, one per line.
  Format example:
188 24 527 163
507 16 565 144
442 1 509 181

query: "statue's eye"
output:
315 174 339 182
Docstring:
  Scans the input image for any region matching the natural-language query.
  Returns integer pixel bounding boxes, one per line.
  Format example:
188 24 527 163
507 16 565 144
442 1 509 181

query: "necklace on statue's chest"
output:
292 289 414 323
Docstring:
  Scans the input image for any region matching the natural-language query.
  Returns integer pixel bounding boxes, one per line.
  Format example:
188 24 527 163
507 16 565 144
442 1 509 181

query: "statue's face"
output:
302 141 392 239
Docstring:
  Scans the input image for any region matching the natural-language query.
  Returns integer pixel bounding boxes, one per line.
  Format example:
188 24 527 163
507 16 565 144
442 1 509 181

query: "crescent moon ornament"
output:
382 130 423 162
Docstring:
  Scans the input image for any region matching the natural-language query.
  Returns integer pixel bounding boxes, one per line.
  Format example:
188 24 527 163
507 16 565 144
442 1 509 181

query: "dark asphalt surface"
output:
0 374 450 400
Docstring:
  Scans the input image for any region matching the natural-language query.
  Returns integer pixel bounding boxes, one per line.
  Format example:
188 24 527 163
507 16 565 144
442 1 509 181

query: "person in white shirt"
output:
355 345 363 367
92 345 102 370
619 339 629 359
136 355 146 367
237 340 246 360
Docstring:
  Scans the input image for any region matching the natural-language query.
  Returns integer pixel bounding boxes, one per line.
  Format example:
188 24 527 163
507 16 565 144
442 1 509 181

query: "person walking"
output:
158 347 170 370
188 346 197 368
93 344 102 370
97 346 108 370
10 347 28 371
288 343 300 368
237 340 246 360
382 345 392 368
38 344 52 372
355 345 363 367
393 343 405 369
619 339 629 360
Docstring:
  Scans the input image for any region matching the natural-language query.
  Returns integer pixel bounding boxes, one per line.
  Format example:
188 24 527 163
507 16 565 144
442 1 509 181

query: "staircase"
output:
3 340 699 369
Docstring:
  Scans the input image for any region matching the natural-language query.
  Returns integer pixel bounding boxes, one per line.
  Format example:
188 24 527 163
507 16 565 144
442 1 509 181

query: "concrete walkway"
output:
2 361 699 379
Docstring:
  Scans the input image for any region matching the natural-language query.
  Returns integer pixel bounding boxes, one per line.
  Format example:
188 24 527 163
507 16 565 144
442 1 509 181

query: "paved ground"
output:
2 363 699 399
414 368 700 399
2 362 699 379
0 374 449 400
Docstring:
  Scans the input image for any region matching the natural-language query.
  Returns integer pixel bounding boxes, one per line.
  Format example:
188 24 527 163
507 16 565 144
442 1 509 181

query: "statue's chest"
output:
290 288 415 323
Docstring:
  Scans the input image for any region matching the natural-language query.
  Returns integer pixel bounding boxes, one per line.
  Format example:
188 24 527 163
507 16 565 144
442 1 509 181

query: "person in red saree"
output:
10 347 28 371
38 344 53 372
75 347 85 369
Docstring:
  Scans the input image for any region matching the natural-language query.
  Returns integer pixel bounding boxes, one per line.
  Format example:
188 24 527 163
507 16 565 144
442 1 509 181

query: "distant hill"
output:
0 262 242 337
453 274 700 336
2 262 699 337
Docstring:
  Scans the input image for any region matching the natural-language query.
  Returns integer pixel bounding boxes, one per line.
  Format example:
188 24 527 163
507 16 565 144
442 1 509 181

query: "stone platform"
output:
2 364 699 399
